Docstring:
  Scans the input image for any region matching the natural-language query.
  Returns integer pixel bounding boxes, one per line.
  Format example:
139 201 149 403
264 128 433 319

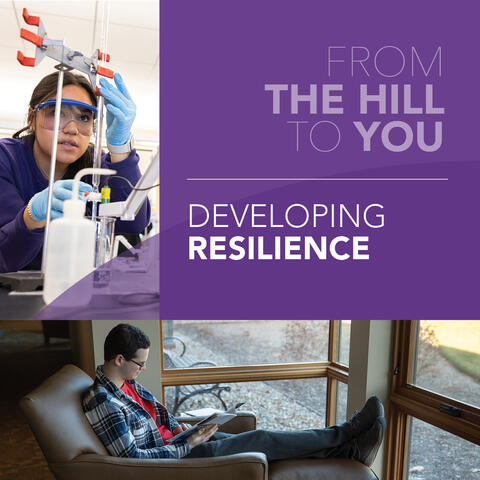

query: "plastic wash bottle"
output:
43 168 116 305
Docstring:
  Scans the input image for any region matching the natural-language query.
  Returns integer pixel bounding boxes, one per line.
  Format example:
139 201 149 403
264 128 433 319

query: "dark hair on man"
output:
104 324 151 361
13 71 97 179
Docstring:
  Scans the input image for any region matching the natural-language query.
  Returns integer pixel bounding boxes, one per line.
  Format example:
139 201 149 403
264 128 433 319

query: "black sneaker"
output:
348 396 384 437
354 416 386 466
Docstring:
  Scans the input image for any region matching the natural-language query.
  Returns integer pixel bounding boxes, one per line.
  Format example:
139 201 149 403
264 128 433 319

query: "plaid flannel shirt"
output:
82 366 190 458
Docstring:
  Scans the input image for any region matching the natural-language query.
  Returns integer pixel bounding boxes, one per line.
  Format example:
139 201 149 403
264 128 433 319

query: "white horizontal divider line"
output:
187 178 449 181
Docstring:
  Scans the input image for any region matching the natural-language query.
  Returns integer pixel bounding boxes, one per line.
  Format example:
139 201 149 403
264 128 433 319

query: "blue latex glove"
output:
30 180 92 221
99 73 136 146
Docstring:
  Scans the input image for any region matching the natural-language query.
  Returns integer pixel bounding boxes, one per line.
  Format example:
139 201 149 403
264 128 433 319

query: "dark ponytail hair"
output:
13 71 98 179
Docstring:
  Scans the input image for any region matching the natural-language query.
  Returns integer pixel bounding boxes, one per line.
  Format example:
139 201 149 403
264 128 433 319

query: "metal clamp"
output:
17 7 114 88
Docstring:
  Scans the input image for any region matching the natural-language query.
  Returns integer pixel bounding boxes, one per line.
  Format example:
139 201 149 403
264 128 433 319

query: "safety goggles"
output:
35 99 97 136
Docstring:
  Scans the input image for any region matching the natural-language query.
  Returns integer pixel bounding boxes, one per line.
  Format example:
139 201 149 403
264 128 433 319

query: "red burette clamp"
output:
97 66 114 78
97 50 111 62
17 50 35 67
20 28 43 47
16 7 115 91
22 7 40 26
17 8 41 66
96 49 114 80
94 50 114 95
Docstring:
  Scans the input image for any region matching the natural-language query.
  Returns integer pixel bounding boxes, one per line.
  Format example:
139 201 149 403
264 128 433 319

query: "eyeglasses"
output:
35 98 97 136
128 358 147 369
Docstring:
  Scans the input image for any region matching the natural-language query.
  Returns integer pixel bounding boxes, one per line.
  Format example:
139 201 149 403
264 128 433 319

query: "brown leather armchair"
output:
20 365 378 480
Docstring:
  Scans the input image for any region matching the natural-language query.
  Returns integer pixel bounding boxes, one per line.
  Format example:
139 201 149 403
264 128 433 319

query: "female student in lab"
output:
0 71 150 273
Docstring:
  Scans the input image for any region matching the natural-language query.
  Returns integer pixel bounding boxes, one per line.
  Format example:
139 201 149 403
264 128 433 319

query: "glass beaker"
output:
93 216 116 267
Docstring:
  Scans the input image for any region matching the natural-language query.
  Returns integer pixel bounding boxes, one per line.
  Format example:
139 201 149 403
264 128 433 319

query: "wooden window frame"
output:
160 320 349 426
327 319 349 425
385 320 480 480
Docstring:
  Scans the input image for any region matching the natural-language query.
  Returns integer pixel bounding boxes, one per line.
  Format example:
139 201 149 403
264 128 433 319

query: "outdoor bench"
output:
163 336 231 414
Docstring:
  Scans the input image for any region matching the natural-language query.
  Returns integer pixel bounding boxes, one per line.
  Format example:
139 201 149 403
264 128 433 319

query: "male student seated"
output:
83 323 385 463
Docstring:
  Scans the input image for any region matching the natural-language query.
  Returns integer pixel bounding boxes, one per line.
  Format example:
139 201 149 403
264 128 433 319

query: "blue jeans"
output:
186 425 356 461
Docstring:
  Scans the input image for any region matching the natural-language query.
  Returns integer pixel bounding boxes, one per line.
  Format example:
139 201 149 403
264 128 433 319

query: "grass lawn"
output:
425 321 480 381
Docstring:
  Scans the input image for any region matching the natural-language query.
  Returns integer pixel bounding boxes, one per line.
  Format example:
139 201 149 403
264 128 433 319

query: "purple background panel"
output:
36 235 159 320
160 0 480 319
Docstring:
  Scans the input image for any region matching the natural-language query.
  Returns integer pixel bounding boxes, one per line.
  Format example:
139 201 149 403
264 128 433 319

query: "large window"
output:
407 417 480 480
163 320 330 367
386 321 480 480
411 321 480 407
160 320 348 428
165 378 327 430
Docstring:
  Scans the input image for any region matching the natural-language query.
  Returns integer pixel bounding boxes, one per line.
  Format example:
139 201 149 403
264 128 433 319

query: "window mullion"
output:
326 376 337 427
162 362 331 386
328 319 339 363
384 402 409 480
